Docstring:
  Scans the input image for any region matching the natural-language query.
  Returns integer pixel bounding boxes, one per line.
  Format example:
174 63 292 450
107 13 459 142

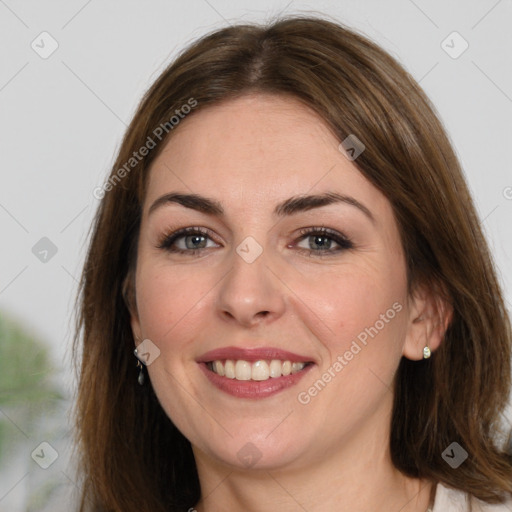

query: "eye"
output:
157 227 219 255
295 227 353 256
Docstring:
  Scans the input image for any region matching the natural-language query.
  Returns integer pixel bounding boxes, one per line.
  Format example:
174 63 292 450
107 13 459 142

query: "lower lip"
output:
198 362 314 399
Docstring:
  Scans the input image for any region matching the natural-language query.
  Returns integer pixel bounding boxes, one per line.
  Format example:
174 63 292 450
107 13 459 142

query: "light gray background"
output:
1 0 511 510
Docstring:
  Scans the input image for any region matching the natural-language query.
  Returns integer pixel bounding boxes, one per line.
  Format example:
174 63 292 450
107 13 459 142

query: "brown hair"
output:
74 15 512 511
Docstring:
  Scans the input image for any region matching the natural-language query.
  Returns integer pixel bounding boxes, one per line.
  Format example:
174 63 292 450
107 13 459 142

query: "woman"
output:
74 15 512 511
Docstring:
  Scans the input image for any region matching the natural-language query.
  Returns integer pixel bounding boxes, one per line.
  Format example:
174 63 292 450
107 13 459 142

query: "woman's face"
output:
131 94 421 471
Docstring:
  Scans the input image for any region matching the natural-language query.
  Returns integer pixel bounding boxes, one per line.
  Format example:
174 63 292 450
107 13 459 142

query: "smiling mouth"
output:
206 359 314 381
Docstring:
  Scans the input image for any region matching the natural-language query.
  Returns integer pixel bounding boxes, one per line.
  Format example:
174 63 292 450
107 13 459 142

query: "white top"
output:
432 483 512 511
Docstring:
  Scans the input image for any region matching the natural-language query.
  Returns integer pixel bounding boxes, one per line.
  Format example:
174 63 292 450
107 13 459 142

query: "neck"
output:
192 414 434 512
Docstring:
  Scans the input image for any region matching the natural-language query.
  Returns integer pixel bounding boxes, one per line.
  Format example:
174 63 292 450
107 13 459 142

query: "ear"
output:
402 281 453 361
122 271 142 346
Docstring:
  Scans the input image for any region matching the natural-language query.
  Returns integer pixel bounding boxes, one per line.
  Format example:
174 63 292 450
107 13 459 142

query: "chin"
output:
197 431 310 472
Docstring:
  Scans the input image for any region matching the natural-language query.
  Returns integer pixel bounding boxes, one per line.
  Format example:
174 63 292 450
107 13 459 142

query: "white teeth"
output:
224 360 236 379
291 362 304 374
252 360 269 381
213 360 224 377
208 359 308 381
269 359 282 378
235 360 251 380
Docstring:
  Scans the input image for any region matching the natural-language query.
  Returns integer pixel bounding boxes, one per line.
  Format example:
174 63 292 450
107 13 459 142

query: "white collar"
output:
432 483 512 511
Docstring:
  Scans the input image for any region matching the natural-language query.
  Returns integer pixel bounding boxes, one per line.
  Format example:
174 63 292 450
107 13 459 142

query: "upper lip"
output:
196 346 314 364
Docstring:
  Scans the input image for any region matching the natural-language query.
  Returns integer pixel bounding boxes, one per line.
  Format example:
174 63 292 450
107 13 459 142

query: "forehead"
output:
143 94 388 218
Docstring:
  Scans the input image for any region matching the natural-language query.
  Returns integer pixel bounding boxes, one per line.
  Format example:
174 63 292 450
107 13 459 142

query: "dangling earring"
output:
136 360 145 385
134 348 145 385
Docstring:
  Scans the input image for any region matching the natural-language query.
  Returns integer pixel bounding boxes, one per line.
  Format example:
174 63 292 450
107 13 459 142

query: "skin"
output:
130 94 450 512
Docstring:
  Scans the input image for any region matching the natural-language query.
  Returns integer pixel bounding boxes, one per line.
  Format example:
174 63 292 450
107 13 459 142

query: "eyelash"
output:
157 226 216 255
156 226 354 257
297 227 353 256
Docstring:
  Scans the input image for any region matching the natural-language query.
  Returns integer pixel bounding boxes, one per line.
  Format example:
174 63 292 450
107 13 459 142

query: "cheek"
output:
290 262 407 352
293 269 408 419
135 260 216 345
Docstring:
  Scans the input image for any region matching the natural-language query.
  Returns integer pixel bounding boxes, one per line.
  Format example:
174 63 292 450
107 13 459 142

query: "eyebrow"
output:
148 191 375 223
275 192 374 223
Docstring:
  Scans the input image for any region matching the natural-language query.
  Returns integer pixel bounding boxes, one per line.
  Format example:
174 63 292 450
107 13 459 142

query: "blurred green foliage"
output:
0 310 63 458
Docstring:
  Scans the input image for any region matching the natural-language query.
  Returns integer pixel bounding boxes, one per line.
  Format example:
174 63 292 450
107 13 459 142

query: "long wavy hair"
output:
74 15 512 511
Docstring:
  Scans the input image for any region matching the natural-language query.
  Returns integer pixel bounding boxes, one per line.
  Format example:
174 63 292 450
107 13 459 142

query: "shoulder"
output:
433 483 512 512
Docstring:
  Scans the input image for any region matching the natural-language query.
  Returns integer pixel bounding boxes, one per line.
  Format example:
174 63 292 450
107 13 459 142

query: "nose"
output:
215 248 286 328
